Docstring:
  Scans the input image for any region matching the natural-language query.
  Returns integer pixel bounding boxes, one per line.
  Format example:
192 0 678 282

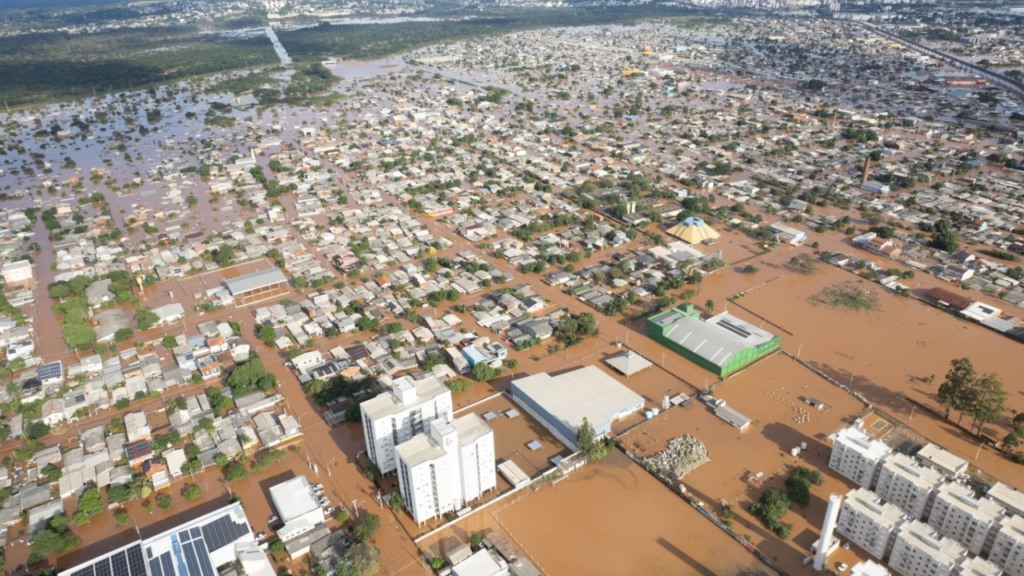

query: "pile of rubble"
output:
640 435 710 484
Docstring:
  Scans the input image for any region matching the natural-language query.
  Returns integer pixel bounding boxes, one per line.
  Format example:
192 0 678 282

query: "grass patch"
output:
809 282 880 311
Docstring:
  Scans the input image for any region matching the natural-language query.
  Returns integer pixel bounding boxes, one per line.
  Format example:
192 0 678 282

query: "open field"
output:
420 450 774 576
620 353 870 574
731 262 1024 488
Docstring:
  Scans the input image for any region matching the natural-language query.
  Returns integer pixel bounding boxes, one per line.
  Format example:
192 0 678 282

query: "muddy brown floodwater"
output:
421 450 774 576
733 262 1024 488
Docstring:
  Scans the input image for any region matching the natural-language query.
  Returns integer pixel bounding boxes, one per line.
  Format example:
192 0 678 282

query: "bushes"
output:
784 466 823 508
749 487 792 539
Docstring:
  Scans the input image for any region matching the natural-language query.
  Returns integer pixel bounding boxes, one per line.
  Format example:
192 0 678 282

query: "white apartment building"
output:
987 482 1024 518
874 453 943 521
837 487 906 560
396 413 496 525
956 556 1004 576
916 443 968 479
829 426 892 489
850 560 891 576
361 375 453 474
888 520 966 576
988 514 1024 576
927 482 1004 556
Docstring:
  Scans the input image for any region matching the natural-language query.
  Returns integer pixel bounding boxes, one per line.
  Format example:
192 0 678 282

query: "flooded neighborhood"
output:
1 3 1024 576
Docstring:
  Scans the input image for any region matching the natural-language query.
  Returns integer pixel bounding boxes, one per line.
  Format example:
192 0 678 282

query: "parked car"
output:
837 563 848 573
325 507 337 517
255 532 266 540
317 496 329 507
267 515 279 524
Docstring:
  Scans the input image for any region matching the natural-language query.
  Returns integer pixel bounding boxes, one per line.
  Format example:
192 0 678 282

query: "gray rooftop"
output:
224 268 288 296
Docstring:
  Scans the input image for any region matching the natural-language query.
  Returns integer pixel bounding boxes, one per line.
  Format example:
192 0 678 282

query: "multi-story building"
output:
888 520 966 576
837 487 906 560
874 453 943 521
916 443 968 479
849 560 891 576
988 514 1024 576
987 482 1024 519
927 482 1004 556
395 413 496 525
361 375 453 474
829 426 892 489
956 556 1004 576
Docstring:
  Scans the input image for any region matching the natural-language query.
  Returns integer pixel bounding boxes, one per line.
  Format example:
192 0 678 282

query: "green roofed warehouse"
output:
647 304 779 377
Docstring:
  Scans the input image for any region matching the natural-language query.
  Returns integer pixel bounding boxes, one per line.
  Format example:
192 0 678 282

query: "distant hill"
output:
0 0 129 10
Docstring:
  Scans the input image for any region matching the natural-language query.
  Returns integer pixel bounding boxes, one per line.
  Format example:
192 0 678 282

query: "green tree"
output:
257 325 276 343
31 529 67 558
162 335 178 348
749 487 792 538
388 491 404 512
268 538 285 554
107 484 132 503
73 487 103 525
40 462 62 484
353 513 380 542
930 219 960 253
936 357 976 421
136 308 159 330
25 421 51 440
156 493 173 509
183 484 202 500
575 417 611 461
114 328 134 342
969 372 1008 436
62 322 96 349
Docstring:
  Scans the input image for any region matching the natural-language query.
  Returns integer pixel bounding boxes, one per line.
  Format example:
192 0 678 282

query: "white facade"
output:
989 514 1024 576
874 453 943 521
837 487 906 560
916 444 968 479
927 482 1004 556
956 556 1004 576
889 520 966 576
269 476 325 543
396 413 495 525
987 482 1024 518
361 375 453 473
850 560 891 576
829 426 891 489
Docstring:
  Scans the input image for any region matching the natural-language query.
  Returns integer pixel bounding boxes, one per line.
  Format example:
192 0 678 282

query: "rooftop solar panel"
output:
95 559 111 576
70 567 94 576
149 559 162 576
37 362 62 380
183 542 202 576
127 543 145 576
111 550 128 576
200 514 249 552
160 553 174 576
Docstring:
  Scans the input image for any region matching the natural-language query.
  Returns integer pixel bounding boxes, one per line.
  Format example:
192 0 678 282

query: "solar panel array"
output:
201 513 249 552
36 361 62 381
67 544 146 576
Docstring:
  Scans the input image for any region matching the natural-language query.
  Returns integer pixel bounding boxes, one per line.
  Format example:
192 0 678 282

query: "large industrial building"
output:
874 453 943 521
510 365 644 450
224 268 289 307
837 487 906 560
59 502 272 576
361 375 453 473
646 304 779 377
396 414 496 525
828 426 892 489
927 482 1004 556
